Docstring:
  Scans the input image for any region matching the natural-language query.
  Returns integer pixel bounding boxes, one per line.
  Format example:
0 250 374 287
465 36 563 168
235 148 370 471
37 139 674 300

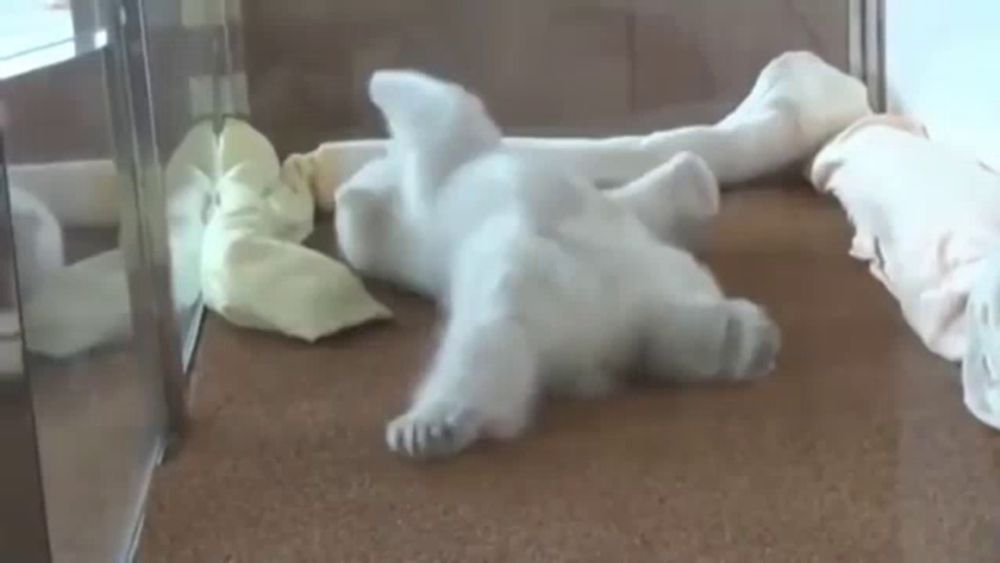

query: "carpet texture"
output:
141 186 1000 563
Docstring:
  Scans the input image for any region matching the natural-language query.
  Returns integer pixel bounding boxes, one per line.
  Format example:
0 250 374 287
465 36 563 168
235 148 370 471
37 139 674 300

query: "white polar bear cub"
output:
335 70 780 460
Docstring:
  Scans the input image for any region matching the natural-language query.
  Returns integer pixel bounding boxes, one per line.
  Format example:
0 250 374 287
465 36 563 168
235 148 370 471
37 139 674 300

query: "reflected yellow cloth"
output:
201 120 390 340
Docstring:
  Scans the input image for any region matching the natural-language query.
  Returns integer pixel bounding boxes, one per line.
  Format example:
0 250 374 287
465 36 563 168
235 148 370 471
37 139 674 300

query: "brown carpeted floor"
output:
141 186 1000 563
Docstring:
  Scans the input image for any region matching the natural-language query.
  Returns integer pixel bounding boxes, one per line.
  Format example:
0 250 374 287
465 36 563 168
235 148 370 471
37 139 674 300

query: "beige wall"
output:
242 0 848 156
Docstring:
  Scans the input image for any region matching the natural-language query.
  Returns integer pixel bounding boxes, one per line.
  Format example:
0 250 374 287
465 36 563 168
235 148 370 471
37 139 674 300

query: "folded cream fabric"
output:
286 51 871 211
201 119 391 340
810 115 1000 362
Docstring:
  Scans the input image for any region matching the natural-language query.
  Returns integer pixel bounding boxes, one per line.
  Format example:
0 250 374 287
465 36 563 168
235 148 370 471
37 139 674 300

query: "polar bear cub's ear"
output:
367 70 502 197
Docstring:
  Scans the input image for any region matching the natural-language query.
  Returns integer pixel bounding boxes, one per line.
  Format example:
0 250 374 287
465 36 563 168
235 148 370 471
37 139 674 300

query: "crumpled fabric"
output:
22 118 391 358
810 114 1000 362
201 119 391 340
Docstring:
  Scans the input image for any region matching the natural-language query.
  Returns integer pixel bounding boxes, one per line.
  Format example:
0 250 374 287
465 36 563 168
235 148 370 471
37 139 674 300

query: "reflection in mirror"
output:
1 0 238 558
2 51 166 562
5 122 221 362
0 128 51 563
9 160 130 358
162 121 216 361
143 0 244 367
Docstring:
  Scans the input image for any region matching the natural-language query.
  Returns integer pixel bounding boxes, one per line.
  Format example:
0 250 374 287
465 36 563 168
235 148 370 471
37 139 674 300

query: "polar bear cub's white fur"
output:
335 70 780 459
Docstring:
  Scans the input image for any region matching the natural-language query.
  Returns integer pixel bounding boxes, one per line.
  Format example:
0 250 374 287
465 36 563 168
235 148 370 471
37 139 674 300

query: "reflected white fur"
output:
336 70 780 460
9 185 64 299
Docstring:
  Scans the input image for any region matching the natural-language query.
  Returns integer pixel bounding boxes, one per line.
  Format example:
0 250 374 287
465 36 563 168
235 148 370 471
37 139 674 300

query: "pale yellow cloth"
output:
20 119 390 358
202 119 390 340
